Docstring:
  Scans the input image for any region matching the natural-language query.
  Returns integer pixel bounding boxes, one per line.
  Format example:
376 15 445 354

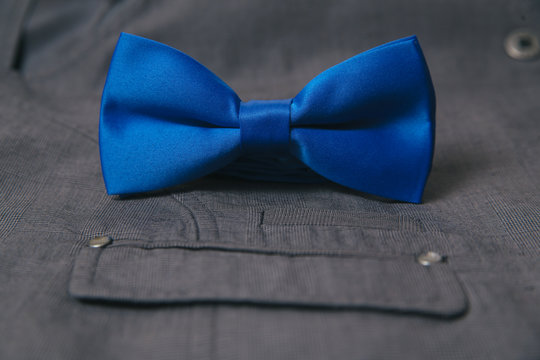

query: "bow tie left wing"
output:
99 33 242 195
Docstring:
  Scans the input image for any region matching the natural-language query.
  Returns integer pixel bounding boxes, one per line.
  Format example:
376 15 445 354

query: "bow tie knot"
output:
239 99 291 155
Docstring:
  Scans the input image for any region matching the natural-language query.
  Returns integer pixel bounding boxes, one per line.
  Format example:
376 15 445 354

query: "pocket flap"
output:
69 242 467 317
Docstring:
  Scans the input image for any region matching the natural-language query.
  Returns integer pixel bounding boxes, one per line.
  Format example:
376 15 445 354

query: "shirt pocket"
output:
69 240 468 318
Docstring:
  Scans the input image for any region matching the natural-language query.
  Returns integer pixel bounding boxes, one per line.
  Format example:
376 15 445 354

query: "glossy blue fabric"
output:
100 33 435 203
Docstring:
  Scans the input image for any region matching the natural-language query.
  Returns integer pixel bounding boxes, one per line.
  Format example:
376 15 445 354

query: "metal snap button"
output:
88 236 113 248
417 251 443 266
504 29 540 60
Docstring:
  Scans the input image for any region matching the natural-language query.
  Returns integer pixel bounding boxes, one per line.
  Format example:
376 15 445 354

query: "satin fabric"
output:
100 33 435 203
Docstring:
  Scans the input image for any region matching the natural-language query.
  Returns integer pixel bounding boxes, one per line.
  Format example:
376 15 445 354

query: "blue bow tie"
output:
100 33 435 203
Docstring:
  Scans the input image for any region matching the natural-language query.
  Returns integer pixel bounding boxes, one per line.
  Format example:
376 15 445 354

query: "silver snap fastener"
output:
88 236 113 248
417 251 443 266
504 29 540 60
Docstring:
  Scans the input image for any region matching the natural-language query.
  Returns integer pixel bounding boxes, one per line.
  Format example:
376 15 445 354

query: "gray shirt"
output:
1 0 539 359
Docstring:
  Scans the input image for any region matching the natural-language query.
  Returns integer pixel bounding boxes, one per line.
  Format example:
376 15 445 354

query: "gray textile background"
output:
1 0 539 359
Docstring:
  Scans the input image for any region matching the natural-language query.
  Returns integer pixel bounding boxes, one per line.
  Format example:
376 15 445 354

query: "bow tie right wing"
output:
290 36 436 203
